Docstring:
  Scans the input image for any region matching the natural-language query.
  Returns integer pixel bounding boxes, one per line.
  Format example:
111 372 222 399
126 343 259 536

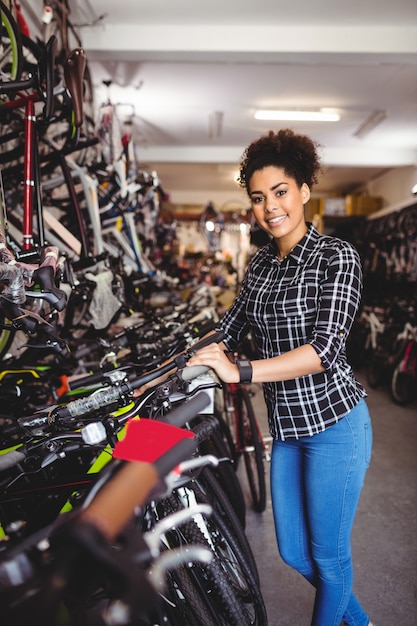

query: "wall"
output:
168 165 417 263
358 165 417 214
168 165 417 219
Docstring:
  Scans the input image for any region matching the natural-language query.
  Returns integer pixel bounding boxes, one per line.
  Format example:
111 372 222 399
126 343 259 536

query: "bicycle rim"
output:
237 388 267 513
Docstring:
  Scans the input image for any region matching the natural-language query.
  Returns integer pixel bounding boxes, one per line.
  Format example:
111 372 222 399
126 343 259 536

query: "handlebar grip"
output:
180 365 211 381
189 330 224 352
159 391 211 427
65 370 108 391
0 448 26 471
79 460 160 541
153 437 197 478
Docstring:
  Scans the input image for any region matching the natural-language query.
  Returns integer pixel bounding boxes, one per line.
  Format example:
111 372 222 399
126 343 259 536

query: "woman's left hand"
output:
187 343 240 383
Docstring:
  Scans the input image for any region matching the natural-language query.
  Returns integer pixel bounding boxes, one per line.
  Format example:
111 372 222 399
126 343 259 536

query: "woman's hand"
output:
186 343 240 383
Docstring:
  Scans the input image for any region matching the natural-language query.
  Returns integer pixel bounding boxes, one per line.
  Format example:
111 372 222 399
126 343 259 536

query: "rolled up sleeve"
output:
309 244 363 370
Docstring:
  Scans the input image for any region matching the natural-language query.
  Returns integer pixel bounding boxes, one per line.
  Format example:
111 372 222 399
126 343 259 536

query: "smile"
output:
266 214 287 226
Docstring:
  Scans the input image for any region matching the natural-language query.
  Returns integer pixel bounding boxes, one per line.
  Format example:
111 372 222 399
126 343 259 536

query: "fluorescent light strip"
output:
255 110 340 122
353 110 387 139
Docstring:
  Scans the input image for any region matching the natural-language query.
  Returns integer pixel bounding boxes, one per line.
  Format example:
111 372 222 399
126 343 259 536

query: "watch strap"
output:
236 359 253 385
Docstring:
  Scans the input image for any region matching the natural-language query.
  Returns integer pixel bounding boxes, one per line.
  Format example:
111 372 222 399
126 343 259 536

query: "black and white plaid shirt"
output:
220 223 367 440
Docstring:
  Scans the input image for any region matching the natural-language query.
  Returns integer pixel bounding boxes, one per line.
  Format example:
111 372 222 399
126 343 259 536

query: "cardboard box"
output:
345 195 382 216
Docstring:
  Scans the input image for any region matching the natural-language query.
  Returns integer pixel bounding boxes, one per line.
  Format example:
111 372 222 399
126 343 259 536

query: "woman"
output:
187 129 374 626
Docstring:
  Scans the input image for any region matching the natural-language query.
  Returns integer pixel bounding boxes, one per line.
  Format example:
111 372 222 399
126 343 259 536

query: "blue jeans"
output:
270 399 372 626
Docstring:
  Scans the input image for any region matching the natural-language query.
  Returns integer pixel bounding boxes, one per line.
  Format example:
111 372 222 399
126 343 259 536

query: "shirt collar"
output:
265 222 319 265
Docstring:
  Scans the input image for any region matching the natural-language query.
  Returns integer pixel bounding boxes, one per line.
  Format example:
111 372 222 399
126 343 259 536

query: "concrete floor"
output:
242 372 417 626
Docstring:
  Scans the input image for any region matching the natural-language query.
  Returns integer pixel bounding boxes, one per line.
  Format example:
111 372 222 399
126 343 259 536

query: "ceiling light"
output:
353 110 387 139
254 110 340 122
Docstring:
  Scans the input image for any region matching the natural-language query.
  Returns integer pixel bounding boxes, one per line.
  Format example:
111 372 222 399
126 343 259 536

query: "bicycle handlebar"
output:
78 421 201 542
0 36 57 123
0 391 211 473
180 364 210 381
51 331 223 421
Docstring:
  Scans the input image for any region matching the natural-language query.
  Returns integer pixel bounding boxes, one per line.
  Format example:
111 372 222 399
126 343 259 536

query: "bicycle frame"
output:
218 352 269 513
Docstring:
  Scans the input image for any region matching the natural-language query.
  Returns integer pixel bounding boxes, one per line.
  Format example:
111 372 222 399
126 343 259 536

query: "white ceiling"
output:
23 1 417 200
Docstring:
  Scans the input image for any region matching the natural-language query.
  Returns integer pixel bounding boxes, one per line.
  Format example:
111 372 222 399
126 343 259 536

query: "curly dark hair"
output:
237 128 322 193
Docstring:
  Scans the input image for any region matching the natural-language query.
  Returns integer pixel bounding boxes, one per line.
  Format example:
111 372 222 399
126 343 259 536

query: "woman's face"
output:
248 166 310 251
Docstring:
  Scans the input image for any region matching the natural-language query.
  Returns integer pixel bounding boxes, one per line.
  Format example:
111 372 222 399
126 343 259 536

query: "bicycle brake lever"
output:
18 339 69 356
24 289 67 312
155 454 219 497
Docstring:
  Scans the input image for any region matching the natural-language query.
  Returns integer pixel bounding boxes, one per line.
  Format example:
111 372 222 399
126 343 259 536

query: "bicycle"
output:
216 352 269 513
390 320 417 406
0 0 23 85
0 362 267 624
0 25 97 357
0 404 214 626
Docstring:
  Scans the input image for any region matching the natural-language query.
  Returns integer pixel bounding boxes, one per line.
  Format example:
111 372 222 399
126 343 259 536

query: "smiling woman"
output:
187 127 376 626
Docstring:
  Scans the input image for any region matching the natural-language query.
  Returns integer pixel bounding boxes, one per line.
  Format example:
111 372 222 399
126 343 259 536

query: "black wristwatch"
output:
236 359 253 385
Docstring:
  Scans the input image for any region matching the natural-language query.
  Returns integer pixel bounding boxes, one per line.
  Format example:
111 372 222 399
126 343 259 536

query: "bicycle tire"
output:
163 566 220 626
0 1 22 84
366 354 385 389
194 466 260 587
196 418 246 528
391 368 415 406
214 404 238 466
236 387 267 513
208 506 268 625
158 493 255 626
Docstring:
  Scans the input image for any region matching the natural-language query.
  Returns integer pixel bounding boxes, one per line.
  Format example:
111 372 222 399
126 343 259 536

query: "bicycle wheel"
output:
236 387 266 513
214 404 238 466
196 418 246 528
391 354 417 406
194 466 260 587
366 353 385 389
157 493 256 626
0 0 22 84
208 507 267 625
